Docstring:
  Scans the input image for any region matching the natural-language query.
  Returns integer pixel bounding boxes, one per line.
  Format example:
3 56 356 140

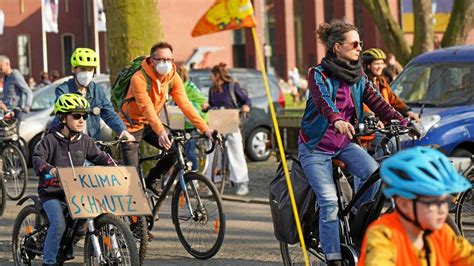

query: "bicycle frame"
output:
138 131 214 222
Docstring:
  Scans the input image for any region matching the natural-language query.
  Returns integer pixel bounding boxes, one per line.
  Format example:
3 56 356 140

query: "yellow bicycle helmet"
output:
71 48 99 68
362 48 386 64
54 93 90 114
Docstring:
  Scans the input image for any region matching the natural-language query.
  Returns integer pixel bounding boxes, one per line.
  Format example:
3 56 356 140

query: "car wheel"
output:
451 148 472 158
245 127 271 162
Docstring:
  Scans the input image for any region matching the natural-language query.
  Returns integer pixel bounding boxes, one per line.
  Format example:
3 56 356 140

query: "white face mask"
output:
76 71 94 87
155 62 172 75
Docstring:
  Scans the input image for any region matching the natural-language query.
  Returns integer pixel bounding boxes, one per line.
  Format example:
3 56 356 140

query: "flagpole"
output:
92 0 101 74
250 27 310 266
41 0 48 72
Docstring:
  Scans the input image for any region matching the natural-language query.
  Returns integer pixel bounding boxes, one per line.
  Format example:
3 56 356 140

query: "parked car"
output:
20 74 113 163
189 68 286 161
391 45 474 158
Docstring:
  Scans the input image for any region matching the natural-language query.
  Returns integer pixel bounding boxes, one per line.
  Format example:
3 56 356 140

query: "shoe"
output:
326 260 343 266
64 244 75 261
235 182 249 196
145 178 163 196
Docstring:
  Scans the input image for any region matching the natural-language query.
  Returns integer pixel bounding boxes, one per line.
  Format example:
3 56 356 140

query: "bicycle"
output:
95 139 150 264
210 133 231 195
135 128 226 260
278 120 461 265
454 157 474 242
0 109 28 200
0 159 5 216
12 172 140 265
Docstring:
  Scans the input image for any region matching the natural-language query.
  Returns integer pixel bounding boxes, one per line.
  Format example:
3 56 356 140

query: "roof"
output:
410 45 474 65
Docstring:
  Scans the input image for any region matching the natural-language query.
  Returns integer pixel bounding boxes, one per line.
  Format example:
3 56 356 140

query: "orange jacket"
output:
359 212 473 266
119 58 209 134
363 76 410 116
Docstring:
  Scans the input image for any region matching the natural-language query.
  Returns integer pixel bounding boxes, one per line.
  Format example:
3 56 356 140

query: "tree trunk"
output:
441 0 474 47
360 0 411 65
103 0 164 82
411 0 434 57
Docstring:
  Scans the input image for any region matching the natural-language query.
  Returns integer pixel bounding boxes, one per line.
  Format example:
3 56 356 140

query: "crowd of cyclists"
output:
0 17 472 265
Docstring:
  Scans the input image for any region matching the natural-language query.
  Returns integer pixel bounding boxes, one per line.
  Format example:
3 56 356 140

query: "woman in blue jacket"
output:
298 19 411 265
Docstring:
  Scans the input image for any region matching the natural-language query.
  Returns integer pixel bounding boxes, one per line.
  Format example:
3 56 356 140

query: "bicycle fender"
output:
17 195 42 212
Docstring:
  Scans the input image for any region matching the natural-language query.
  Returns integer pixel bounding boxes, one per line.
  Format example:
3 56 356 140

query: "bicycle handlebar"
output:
354 119 420 139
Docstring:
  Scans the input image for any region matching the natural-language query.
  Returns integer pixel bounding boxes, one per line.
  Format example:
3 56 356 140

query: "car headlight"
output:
399 114 441 142
418 114 441 138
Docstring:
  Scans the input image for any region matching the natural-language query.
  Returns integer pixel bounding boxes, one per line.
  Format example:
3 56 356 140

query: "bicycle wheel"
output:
0 180 5 216
122 216 148 264
12 204 48 265
455 186 474 242
171 172 226 259
2 144 28 200
280 238 325 266
211 146 228 195
84 213 139 265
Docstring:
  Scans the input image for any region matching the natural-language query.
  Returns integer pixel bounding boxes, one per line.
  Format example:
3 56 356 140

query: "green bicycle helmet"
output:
71 48 99 68
362 48 386 64
54 93 90 114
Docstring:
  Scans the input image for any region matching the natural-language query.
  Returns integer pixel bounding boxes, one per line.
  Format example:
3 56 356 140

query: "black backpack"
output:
269 155 317 244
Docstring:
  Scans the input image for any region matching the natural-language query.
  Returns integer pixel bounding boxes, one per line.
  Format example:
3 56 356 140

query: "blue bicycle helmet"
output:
381 147 470 199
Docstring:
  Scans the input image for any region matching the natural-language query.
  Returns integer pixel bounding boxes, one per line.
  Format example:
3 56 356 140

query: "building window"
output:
294 0 304 71
62 34 75 75
17 34 31 75
233 29 247 67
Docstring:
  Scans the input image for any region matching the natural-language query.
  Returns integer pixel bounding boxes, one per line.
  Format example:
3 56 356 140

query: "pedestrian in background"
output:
49 69 60 83
205 62 251 196
0 55 33 121
38 71 52 87
383 53 403 83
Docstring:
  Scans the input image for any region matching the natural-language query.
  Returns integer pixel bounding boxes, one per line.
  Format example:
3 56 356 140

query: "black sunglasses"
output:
340 41 363 49
70 113 89 120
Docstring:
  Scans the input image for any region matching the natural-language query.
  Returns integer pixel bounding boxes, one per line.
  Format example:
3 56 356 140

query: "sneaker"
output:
236 182 249 196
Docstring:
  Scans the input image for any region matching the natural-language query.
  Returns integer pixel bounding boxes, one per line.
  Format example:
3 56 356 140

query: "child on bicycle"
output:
32 93 114 265
359 147 473 265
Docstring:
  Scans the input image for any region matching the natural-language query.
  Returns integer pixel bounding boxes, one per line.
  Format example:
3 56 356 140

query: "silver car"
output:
20 74 113 162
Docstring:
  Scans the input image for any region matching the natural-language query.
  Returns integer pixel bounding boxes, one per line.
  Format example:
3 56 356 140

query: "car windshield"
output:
31 85 56 111
391 62 474 107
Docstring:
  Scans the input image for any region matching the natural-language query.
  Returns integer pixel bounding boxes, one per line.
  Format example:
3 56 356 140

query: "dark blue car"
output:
391 45 474 158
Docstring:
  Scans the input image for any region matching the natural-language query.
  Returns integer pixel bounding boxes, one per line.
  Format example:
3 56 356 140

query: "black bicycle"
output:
95 139 150 265
454 157 474 243
279 120 461 265
0 109 28 200
137 129 226 260
0 163 5 216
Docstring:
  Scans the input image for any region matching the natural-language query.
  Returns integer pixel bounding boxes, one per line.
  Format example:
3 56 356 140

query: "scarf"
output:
321 52 363 85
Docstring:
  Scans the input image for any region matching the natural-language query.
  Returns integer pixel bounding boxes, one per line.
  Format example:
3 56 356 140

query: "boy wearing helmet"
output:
50 48 135 141
33 94 115 265
359 147 473 265
361 48 419 123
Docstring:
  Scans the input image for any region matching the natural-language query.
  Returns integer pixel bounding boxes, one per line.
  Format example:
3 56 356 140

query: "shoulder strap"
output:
229 82 238 108
140 68 152 92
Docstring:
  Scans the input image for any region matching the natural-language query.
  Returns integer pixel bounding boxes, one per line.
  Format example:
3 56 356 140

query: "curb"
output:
221 195 269 205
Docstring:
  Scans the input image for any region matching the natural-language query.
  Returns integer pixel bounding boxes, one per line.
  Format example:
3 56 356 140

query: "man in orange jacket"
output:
120 42 214 193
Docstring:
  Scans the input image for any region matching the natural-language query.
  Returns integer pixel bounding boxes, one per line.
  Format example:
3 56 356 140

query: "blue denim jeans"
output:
298 142 379 261
43 199 66 264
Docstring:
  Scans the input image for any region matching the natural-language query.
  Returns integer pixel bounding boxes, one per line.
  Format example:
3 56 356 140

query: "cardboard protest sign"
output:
58 166 152 219
208 109 240 134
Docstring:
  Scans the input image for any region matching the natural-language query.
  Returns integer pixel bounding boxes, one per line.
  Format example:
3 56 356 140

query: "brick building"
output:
0 0 472 82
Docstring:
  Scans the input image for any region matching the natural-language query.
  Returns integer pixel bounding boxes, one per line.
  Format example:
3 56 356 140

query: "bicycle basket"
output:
0 120 18 140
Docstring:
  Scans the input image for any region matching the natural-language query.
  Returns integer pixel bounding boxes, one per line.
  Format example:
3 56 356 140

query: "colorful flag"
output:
96 0 107 32
192 0 256 37
42 0 59 33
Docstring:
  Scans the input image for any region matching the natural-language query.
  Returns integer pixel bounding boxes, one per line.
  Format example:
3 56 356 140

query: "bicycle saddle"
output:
332 159 346 169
